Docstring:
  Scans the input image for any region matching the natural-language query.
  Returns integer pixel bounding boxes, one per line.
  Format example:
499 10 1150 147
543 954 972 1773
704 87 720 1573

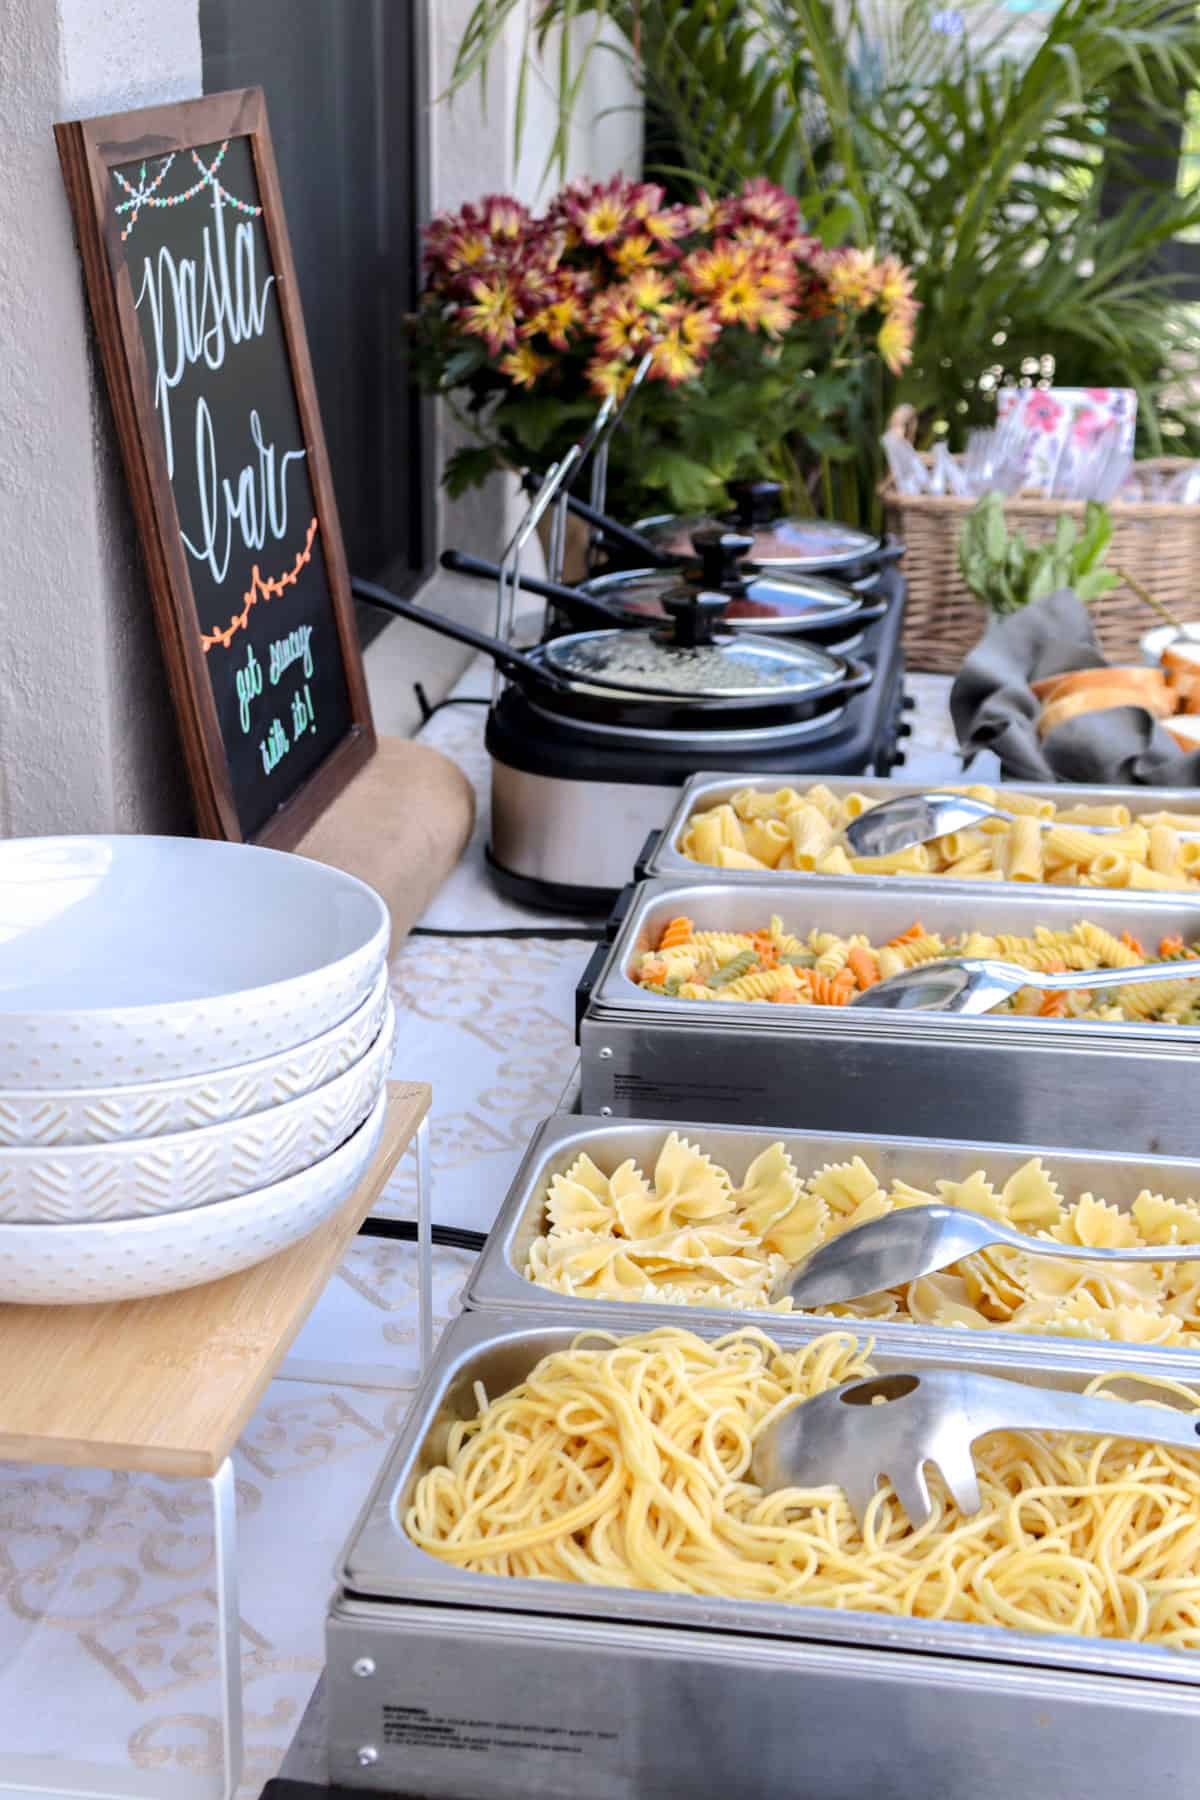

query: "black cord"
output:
358 1218 488 1252
414 686 491 724
410 924 606 941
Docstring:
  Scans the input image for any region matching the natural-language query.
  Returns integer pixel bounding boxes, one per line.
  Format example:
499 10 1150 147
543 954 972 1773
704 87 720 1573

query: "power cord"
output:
358 1217 487 1252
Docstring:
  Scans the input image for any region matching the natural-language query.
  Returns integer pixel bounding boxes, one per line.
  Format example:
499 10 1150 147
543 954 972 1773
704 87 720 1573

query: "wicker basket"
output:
880 458 1200 675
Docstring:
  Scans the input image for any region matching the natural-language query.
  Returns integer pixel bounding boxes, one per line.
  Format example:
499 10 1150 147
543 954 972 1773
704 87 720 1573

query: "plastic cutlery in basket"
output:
750 1365 1200 1527
773 1201 1200 1311
843 792 1200 859
849 955 1191 1017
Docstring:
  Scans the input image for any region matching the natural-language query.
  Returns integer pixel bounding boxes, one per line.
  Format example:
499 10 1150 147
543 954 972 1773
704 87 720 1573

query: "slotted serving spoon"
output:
773 1201 1200 1311
750 1366 1200 1526
850 955 1192 1016
843 792 1200 859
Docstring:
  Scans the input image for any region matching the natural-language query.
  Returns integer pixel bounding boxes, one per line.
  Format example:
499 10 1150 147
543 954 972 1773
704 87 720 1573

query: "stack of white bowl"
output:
0 836 393 1304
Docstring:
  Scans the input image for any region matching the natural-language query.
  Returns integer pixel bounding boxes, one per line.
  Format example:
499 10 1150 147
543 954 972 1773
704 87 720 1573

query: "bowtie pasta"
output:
679 781 1200 889
525 1132 1200 1345
630 913 1200 1023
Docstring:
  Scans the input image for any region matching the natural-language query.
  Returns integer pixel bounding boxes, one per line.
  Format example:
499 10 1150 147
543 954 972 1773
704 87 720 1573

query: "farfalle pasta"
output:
629 913 1200 1024
525 1133 1200 1346
678 781 1200 889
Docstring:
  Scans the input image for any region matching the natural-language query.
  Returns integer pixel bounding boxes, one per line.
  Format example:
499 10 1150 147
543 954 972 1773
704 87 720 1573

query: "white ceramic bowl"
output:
0 967 390 1149
0 1086 389 1303
0 836 390 1089
1140 622 1200 666
0 1002 394 1223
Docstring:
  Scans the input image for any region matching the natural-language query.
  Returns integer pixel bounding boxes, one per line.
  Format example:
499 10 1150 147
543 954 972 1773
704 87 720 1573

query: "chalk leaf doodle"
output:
203 516 318 652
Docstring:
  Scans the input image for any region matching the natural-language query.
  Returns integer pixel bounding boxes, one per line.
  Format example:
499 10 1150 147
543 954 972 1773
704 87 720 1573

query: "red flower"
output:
1025 392 1064 433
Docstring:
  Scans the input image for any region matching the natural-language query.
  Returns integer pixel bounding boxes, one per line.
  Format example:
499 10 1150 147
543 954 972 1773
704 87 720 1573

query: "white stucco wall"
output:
0 0 201 836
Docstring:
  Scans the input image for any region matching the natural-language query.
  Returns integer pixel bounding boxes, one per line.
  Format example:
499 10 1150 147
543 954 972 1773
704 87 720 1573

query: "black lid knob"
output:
727 478 783 526
690 526 753 590
657 584 729 648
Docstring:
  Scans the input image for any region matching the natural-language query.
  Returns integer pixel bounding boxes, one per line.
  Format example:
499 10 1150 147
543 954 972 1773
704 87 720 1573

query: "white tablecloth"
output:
0 666 980 1796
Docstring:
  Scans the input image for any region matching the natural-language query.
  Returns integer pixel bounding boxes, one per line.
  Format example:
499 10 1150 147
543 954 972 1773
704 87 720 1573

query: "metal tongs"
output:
844 792 1200 859
750 1366 1200 1526
851 954 1193 1016
774 1202 1200 1311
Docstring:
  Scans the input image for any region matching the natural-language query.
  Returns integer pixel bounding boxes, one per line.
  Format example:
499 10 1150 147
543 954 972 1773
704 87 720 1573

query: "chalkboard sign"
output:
56 89 375 845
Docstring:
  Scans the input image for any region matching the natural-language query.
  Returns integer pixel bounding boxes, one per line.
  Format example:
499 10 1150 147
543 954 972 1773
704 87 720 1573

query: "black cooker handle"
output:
874 535 906 568
351 576 573 694
633 829 662 881
728 478 783 526
519 474 677 568
575 941 612 1041
440 549 622 631
604 882 639 942
839 657 875 697
850 594 889 627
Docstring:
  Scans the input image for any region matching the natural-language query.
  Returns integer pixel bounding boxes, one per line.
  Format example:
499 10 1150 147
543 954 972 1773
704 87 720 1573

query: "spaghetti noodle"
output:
405 1326 1200 1646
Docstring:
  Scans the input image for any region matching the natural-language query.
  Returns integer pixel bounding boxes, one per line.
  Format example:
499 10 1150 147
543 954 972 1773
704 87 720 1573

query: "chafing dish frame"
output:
578 879 1200 1153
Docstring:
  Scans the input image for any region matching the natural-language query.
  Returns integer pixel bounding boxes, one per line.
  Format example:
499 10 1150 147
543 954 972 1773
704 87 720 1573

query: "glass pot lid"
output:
580 565 868 634
541 624 845 703
636 512 881 569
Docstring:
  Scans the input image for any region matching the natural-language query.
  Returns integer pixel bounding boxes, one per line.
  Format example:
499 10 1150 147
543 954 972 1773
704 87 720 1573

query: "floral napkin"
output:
996 386 1137 495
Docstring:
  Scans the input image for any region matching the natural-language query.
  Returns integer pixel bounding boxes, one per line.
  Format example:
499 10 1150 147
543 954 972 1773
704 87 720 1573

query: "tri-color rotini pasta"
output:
629 913 1200 1024
678 781 1200 889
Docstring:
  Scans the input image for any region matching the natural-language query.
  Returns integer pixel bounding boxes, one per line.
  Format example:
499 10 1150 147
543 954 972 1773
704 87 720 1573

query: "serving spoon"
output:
850 955 1193 1017
843 792 1200 859
750 1366 1200 1526
772 1201 1200 1312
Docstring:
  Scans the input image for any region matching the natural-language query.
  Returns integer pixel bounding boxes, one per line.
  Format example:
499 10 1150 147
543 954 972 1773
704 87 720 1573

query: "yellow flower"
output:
684 241 748 296
877 312 914 374
876 253 916 313
713 272 766 328
523 295 582 350
460 274 520 352
500 343 552 389
825 247 879 310
586 356 637 399
580 194 628 245
625 269 673 313
678 305 721 351
611 233 663 275
650 330 702 385
593 294 656 358
442 229 492 274
758 295 796 338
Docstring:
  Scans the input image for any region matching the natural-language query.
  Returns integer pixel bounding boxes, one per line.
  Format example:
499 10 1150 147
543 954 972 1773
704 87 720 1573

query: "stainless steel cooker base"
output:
328 1308 1200 1797
579 878 1200 1154
647 770 1200 895
465 1113 1200 1378
490 761 678 894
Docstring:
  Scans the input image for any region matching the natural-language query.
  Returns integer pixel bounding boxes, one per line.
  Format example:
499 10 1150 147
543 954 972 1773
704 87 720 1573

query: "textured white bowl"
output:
0 968 390 1149
0 1002 394 1223
0 836 390 1089
0 1087 389 1303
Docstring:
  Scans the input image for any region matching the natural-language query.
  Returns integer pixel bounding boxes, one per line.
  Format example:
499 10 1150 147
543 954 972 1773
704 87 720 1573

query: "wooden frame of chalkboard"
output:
56 88 376 847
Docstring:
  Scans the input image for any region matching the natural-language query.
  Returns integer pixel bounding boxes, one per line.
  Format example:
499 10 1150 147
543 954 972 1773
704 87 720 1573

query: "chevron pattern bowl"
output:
0 1003 394 1223
0 1089 389 1302
0 969 389 1149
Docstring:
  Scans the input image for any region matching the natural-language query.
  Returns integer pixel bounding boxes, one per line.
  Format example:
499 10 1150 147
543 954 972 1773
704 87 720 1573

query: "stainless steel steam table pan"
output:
646 769 1200 896
579 877 1200 1154
465 1111 1200 1379
329 1306 1200 1799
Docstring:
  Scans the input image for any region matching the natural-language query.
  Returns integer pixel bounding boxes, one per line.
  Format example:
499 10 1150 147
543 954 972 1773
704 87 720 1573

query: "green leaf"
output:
442 443 501 497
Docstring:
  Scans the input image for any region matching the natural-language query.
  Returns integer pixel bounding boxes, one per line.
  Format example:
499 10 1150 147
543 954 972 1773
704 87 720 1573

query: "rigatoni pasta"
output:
677 783 1200 889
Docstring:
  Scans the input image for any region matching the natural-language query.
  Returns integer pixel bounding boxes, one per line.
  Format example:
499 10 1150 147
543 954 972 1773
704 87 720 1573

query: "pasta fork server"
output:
843 792 1200 858
773 1201 1200 1310
750 1365 1200 1527
850 955 1190 1016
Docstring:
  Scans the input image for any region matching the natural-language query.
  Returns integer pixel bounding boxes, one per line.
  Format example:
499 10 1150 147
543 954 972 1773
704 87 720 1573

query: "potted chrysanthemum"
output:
409 175 917 525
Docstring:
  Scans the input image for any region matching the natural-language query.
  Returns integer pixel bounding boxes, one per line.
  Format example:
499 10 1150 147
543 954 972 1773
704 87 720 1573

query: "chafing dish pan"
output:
329 1307 1200 1798
579 878 1200 1153
645 769 1200 895
465 1113 1200 1378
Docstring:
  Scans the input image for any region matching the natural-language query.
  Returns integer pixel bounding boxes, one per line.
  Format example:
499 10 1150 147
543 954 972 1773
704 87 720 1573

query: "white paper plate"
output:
0 967 390 1149
0 1086 389 1303
0 837 390 1088
0 1001 393 1223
